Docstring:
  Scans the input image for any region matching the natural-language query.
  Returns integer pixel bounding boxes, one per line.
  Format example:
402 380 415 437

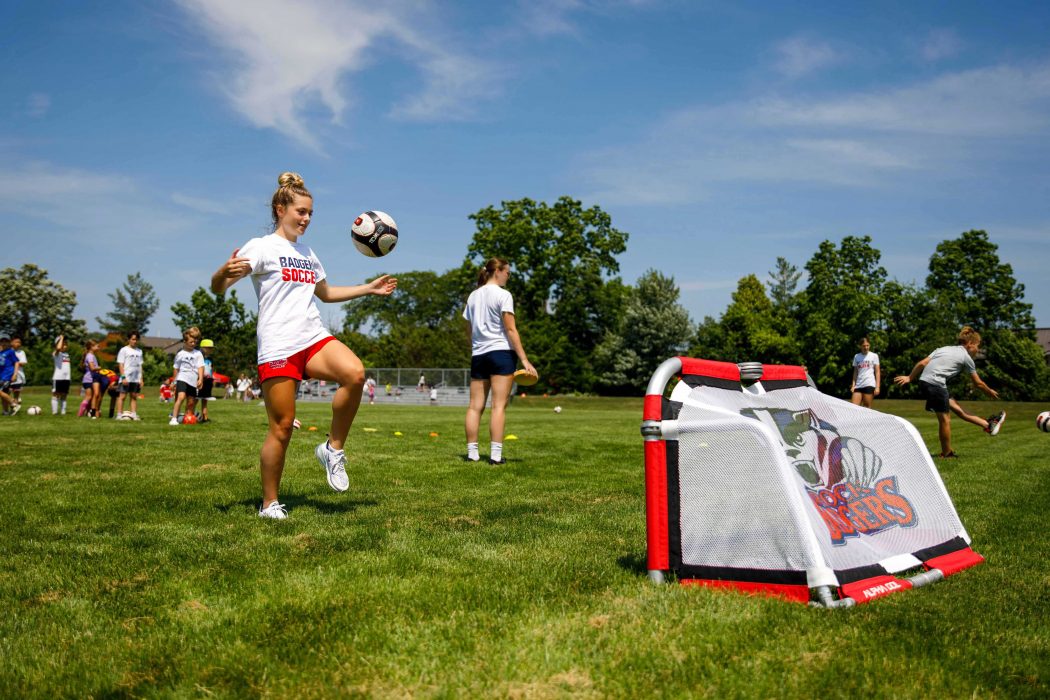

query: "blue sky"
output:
4 0 1049 339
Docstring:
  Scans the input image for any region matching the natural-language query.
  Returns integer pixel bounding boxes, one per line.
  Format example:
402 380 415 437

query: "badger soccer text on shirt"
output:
279 256 317 283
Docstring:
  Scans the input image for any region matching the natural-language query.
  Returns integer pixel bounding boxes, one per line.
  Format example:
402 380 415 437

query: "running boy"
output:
0 337 19 415
9 336 27 406
170 327 205 426
116 331 144 420
893 326 1005 458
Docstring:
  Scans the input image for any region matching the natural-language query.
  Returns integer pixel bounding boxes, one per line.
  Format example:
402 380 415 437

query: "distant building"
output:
1036 328 1050 367
141 335 183 356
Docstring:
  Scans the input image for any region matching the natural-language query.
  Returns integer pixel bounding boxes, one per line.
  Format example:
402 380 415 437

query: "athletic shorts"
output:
471 349 516 380
0 380 10 393
53 379 71 394
918 381 950 413
258 336 337 384
120 382 142 395
200 378 214 399
176 380 198 399
853 385 875 395
9 382 22 391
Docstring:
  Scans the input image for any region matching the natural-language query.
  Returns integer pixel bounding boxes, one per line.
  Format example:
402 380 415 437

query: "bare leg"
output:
465 379 491 444
305 340 365 451
935 412 952 455
850 391 862 406
260 377 297 507
861 393 874 409
487 374 515 444
949 399 989 430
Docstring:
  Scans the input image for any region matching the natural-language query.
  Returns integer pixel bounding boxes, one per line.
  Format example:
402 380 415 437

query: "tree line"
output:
4 199 1047 400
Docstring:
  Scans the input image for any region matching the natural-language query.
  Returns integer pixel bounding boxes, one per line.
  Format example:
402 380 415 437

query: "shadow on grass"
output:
617 551 648 576
215 495 378 516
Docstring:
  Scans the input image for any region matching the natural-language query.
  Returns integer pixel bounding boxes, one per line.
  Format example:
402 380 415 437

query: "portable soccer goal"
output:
641 357 984 608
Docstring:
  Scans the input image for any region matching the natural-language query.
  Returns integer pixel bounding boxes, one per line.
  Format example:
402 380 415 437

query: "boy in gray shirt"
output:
894 326 1005 458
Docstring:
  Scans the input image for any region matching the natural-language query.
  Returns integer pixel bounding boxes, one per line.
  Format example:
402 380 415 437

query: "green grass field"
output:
1 389 1047 698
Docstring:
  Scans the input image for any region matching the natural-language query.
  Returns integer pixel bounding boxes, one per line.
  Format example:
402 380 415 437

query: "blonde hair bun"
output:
278 171 305 189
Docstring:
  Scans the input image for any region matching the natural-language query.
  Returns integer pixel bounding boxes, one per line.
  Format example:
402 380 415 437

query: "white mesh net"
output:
674 383 969 579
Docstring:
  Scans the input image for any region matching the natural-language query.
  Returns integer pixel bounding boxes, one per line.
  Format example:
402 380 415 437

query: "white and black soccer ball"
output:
1037 411 1050 433
26 405 42 416
351 210 398 258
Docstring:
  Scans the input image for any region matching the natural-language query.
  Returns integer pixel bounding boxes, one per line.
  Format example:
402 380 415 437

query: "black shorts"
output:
53 379 71 394
471 349 516 380
853 385 875 395
200 378 214 399
0 380 10 393
9 382 23 391
120 382 142 395
918 381 950 413
176 380 198 398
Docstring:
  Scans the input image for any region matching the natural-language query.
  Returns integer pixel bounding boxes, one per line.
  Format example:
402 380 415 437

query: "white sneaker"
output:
258 501 288 520
315 441 349 492
10 404 20 416
169 417 179 426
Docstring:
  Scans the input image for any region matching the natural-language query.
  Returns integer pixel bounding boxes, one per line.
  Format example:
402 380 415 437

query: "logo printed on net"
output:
742 407 918 546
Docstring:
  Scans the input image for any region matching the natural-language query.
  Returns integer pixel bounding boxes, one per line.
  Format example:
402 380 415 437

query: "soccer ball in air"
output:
1037 411 1050 433
26 405 42 416
351 210 398 257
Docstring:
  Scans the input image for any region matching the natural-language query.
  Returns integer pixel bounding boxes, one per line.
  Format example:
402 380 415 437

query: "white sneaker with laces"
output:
11 404 20 416
168 417 179 426
258 501 288 520
315 441 349 492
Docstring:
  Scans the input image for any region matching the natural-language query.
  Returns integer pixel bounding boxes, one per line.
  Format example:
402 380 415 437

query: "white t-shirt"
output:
852 351 879 389
117 345 144 383
173 348 205 385
463 284 515 356
14 349 26 384
52 352 71 381
238 233 331 364
236 377 250 392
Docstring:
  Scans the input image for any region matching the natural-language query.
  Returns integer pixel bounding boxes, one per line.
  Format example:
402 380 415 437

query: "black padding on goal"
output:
665 439 682 571
833 563 891 585
912 536 969 562
759 378 809 391
675 564 809 586
680 375 741 391
662 397 681 420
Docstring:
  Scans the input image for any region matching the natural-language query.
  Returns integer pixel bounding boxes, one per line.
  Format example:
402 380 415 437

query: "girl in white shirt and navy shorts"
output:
849 336 880 408
211 172 397 520
462 257 537 465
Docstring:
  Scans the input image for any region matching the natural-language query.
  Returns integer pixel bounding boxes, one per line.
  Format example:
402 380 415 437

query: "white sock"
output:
327 440 343 454
467 442 479 460
51 397 58 414
60 399 67 414
490 442 503 462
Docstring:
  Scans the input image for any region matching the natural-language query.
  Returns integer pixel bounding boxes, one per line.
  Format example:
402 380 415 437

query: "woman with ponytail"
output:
462 258 537 464
211 172 397 520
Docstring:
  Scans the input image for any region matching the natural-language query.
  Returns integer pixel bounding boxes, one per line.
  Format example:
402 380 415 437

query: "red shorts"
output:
257 336 337 383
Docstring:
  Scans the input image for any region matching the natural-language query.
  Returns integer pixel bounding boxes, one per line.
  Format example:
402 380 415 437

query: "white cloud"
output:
512 0 655 37
773 36 841 79
921 28 962 62
26 93 51 118
575 60 1050 204
173 0 499 148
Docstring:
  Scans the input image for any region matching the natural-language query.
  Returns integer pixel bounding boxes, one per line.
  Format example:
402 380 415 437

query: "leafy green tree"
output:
594 270 694 393
767 256 802 311
466 197 629 390
171 288 257 376
342 268 473 369
926 230 1034 331
141 347 172 387
797 236 888 391
97 273 160 335
0 264 87 343
923 230 1047 400
689 274 799 365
